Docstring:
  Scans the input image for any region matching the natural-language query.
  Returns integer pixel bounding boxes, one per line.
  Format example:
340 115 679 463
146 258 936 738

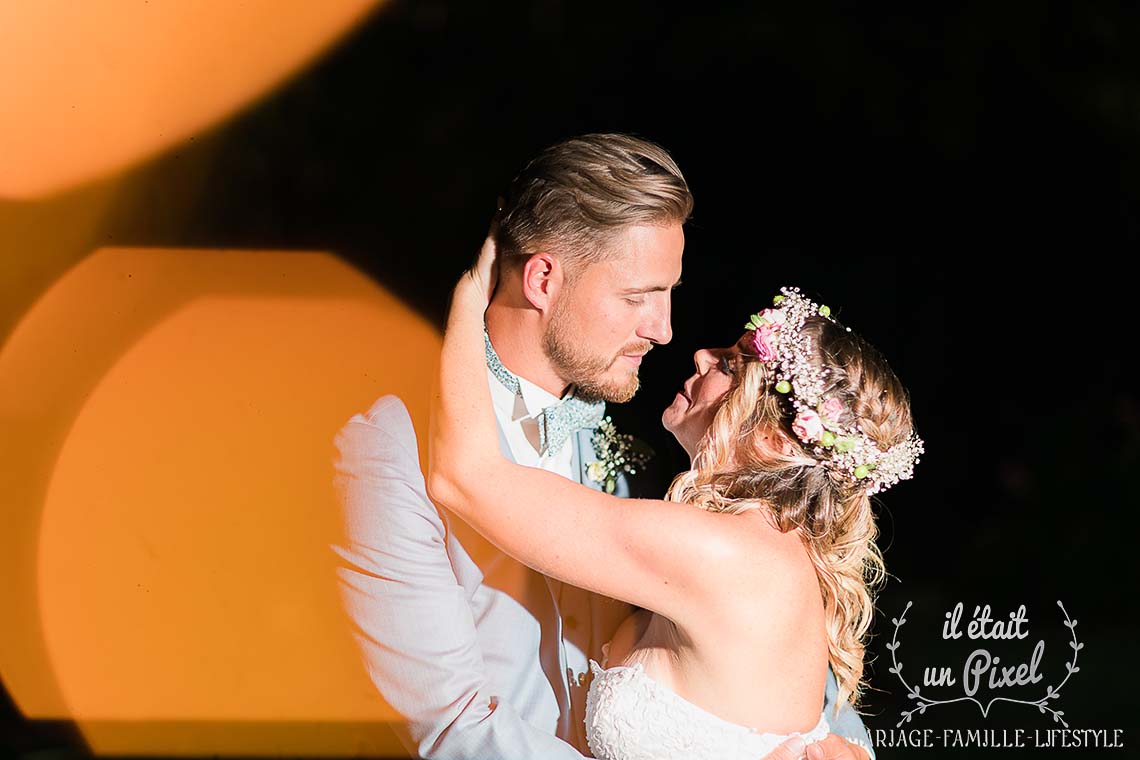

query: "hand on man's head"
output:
463 227 499 304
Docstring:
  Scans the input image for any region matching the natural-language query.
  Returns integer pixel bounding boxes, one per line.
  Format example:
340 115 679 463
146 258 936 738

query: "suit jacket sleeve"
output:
332 395 588 759
822 666 876 760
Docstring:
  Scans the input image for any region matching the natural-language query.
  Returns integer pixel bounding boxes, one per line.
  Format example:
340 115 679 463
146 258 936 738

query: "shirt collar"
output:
485 327 574 420
516 373 566 419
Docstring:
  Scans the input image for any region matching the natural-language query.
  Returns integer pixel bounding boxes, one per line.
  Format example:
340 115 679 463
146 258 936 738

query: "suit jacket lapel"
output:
575 427 630 497
575 428 603 491
493 413 574 734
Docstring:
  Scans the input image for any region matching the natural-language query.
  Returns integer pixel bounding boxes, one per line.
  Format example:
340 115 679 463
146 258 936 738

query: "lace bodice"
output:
585 660 829 760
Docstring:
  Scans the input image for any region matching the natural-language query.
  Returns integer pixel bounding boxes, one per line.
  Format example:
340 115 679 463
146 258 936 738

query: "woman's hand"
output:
460 230 499 305
431 216 505 511
762 734 870 760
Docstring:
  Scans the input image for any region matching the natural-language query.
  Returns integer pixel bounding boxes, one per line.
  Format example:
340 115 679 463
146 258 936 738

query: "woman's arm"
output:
427 237 755 627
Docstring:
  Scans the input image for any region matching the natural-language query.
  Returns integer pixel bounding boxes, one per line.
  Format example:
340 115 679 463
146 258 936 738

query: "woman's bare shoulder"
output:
697 508 818 611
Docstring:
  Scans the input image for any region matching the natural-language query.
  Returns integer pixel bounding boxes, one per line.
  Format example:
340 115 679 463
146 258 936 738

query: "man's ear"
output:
520 252 565 312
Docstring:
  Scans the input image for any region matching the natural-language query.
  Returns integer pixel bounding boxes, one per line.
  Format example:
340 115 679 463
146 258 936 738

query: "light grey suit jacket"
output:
332 394 873 759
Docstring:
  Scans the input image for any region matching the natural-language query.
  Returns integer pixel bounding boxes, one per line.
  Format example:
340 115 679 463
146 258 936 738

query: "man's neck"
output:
485 301 571 398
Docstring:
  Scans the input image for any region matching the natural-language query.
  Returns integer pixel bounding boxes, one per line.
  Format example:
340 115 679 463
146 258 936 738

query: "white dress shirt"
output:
486 367 593 722
487 367 576 479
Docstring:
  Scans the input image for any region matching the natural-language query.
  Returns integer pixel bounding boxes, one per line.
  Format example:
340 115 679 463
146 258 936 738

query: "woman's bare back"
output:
600 515 829 735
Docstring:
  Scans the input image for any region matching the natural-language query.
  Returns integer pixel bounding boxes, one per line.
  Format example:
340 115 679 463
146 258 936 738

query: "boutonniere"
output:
587 417 653 494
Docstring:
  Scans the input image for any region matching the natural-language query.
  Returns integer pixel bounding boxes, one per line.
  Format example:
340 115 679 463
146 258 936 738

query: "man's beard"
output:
542 300 648 404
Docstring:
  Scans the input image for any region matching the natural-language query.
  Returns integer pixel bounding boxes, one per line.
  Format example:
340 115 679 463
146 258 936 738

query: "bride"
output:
428 236 922 759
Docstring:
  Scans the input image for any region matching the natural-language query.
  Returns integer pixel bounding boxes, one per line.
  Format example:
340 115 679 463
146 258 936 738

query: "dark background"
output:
5 1 1136 757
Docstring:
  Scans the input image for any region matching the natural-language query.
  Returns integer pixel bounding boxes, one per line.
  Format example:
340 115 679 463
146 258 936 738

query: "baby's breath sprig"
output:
746 287 924 495
587 417 652 494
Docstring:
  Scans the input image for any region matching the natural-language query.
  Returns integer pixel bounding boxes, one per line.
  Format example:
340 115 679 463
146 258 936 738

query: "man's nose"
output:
639 294 673 345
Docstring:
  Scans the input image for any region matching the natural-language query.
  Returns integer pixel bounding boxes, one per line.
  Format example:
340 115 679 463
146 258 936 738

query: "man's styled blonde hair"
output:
495 133 693 274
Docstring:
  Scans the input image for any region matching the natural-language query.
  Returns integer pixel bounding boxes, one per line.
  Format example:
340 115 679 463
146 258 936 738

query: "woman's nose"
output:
693 348 714 372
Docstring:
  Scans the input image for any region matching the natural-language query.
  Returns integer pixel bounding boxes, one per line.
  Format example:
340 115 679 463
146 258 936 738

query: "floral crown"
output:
744 286 924 495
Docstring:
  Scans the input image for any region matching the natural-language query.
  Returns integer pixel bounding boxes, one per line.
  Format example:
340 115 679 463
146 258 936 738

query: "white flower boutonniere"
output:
587 417 653 494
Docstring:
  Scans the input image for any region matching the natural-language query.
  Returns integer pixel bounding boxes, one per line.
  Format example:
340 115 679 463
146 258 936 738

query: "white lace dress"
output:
585 658 830 760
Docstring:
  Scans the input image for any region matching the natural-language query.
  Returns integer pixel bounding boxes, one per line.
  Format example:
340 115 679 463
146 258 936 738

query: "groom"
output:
333 134 873 760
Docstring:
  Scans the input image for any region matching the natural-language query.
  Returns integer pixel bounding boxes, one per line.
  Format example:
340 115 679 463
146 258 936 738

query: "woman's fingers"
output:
806 734 866 760
762 735 806 760
467 232 499 301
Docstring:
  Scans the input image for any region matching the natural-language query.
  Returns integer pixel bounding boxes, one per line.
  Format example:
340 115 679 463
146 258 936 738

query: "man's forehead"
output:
610 222 683 256
595 255 682 290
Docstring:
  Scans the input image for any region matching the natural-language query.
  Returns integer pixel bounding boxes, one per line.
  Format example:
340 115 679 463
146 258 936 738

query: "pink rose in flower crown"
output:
750 325 779 362
792 409 824 443
759 308 787 327
818 397 845 428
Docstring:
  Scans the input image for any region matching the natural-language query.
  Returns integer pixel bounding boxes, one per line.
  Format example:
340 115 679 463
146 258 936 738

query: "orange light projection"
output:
0 247 438 756
0 0 383 199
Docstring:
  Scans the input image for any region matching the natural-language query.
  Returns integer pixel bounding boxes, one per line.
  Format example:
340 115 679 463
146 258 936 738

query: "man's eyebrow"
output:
620 280 683 295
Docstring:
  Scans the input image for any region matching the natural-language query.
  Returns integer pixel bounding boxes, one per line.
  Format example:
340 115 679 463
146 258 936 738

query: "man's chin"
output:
608 370 641 403
599 382 639 404
577 370 640 404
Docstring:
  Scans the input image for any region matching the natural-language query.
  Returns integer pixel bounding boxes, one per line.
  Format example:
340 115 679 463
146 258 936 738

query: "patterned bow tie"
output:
485 330 606 456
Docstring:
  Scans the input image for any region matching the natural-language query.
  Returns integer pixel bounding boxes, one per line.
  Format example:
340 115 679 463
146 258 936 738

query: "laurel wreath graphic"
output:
887 600 1081 728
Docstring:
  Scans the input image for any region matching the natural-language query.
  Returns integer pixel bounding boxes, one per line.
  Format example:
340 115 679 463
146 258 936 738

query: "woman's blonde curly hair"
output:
664 316 915 712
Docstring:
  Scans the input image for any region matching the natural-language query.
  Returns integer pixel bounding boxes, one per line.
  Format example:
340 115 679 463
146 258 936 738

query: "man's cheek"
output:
595 303 632 338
